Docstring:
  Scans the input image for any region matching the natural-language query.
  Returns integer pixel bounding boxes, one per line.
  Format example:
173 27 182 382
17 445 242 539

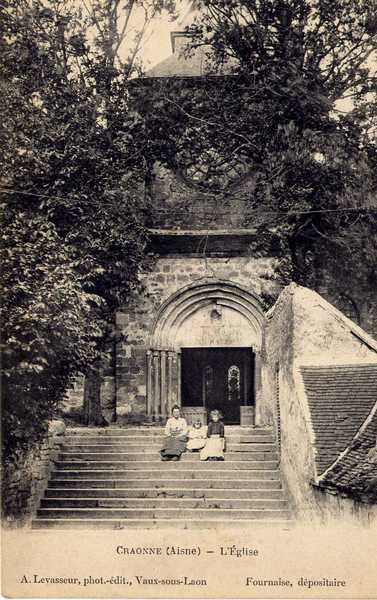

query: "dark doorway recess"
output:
181 347 255 425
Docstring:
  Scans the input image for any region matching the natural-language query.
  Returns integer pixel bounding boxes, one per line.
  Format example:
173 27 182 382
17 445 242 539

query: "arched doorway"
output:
181 348 254 424
147 280 265 425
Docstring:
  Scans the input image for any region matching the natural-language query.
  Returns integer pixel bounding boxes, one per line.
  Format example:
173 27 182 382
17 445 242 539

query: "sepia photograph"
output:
1 0 377 597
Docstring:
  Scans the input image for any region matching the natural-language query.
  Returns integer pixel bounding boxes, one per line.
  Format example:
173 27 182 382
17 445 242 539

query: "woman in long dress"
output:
160 405 188 461
200 409 225 461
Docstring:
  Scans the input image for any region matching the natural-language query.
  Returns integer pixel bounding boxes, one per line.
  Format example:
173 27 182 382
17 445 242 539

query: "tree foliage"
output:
1 210 102 457
0 0 174 458
144 0 377 302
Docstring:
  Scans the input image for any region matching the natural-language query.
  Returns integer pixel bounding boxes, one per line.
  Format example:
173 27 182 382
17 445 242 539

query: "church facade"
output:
66 21 377 433
114 248 277 426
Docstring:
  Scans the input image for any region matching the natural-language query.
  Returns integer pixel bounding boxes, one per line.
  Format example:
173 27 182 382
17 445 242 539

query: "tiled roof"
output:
301 364 377 474
319 405 377 503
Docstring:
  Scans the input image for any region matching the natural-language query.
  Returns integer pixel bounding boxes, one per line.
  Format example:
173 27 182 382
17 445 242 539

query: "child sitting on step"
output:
186 420 207 452
200 410 225 461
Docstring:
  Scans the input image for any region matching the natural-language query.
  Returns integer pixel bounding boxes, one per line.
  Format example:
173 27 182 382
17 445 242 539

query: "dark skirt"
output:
160 435 187 458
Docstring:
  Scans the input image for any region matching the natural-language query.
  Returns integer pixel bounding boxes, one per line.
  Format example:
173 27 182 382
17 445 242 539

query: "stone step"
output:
32 518 292 530
45 487 285 499
61 441 276 450
36 507 291 520
35 422 289 529
48 478 282 489
55 460 279 471
51 469 280 480
62 435 276 445
66 427 273 437
58 447 276 460
41 497 288 509
56 452 277 462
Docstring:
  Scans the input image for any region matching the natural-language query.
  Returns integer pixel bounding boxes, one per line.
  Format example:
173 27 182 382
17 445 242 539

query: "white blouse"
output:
188 425 208 439
164 417 188 437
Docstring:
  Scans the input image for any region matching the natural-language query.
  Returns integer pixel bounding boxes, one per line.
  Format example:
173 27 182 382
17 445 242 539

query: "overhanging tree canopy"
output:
141 0 377 294
1 0 175 457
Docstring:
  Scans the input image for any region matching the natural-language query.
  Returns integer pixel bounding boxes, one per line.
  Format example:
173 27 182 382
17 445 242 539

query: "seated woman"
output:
200 409 225 461
160 405 188 461
186 420 207 452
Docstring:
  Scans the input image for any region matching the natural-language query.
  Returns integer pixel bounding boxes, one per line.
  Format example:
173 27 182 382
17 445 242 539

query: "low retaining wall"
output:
2 421 66 527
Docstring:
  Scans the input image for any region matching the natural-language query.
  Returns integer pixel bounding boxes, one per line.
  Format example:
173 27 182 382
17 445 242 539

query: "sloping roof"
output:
301 364 377 474
319 404 377 502
145 3 218 78
145 42 211 78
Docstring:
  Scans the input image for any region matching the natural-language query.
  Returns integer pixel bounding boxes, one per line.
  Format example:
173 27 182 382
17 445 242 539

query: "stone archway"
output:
146 280 265 423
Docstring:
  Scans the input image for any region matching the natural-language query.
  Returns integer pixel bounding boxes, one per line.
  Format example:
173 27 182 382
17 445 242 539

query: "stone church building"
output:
66 17 377 432
7 11 376 529
68 16 287 429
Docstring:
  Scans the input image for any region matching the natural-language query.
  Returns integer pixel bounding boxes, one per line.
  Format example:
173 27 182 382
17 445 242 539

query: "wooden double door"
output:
181 347 255 424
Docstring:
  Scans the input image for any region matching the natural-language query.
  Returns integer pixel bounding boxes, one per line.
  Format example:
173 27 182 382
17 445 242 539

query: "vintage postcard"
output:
1 0 377 598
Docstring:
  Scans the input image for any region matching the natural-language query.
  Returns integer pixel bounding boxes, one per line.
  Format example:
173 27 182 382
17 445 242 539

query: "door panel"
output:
181 348 255 424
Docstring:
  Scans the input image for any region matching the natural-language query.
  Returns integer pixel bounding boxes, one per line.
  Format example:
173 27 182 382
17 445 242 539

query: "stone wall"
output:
263 284 377 523
62 374 85 415
2 421 65 526
149 163 257 230
150 163 377 339
261 285 317 519
312 487 377 525
64 348 116 424
115 255 280 422
317 263 377 341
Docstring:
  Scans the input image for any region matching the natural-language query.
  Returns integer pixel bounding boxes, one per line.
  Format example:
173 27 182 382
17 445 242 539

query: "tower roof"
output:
145 42 210 78
144 2 215 78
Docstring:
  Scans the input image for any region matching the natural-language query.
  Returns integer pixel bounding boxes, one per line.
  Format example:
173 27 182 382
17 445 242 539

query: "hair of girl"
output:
210 409 222 420
171 405 180 413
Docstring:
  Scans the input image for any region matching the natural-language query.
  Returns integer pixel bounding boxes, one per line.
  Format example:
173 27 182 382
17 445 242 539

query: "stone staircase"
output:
32 426 292 529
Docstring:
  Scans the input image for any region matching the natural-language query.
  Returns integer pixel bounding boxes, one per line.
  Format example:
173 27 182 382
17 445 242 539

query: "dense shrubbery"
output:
1 210 102 459
0 0 174 460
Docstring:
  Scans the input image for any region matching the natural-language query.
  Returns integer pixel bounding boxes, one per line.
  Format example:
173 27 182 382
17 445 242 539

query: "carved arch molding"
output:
146 280 265 420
